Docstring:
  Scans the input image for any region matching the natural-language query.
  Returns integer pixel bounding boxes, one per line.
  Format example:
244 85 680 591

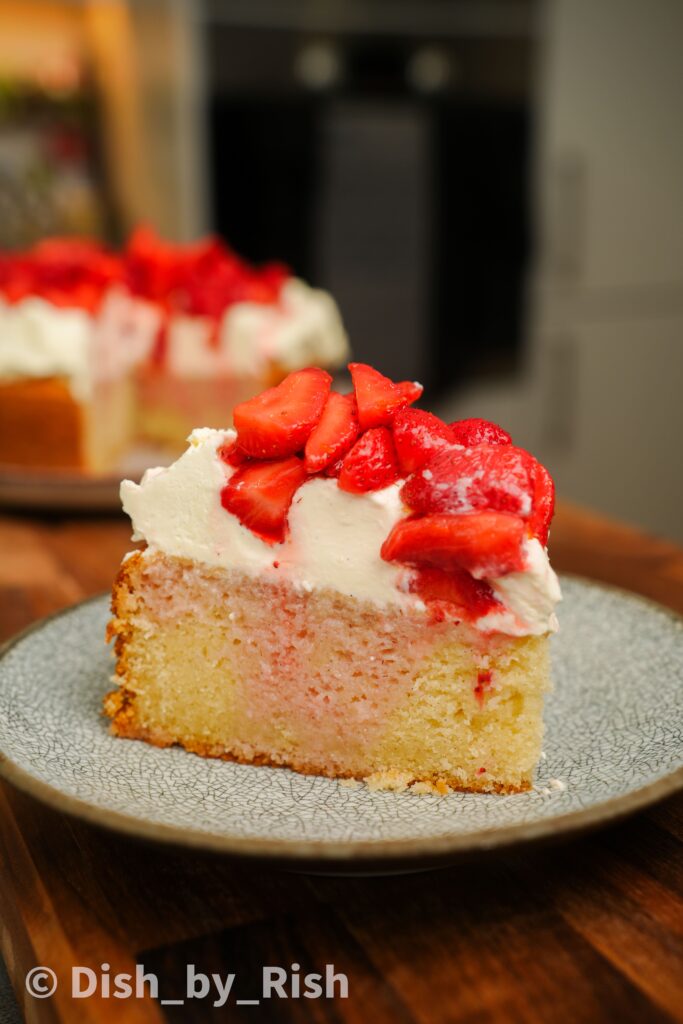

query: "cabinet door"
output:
538 315 683 541
537 0 683 292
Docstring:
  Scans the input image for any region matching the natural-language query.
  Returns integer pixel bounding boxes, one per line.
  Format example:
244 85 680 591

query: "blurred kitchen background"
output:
0 0 681 540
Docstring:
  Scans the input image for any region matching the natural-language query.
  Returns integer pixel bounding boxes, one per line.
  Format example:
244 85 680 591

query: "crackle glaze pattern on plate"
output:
0 577 681 864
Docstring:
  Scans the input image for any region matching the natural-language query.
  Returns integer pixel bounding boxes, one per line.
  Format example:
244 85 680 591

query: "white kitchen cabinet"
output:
534 316 683 540
528 0 683 540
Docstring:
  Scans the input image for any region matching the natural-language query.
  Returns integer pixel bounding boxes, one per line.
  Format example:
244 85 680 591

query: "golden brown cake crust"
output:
104 697 528 794
0 376 85 469
105 551 534 794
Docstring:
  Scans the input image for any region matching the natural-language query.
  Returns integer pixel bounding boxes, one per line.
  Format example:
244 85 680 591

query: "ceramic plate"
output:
0 578 681 870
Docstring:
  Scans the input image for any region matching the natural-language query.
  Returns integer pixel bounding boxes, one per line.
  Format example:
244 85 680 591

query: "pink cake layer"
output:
106 550 550 792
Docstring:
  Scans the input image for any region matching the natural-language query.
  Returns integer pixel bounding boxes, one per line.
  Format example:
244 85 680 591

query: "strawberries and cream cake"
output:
0 239 159 472
0 231 347 473
125 227 348 452
106 363 561 794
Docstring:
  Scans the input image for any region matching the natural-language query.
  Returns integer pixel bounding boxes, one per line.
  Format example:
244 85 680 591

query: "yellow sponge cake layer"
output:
106 551 550 793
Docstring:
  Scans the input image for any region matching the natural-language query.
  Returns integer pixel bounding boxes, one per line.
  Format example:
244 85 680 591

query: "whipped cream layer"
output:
0 289 159 401
121 428 561 637
166 279 349 379
0 297 92 400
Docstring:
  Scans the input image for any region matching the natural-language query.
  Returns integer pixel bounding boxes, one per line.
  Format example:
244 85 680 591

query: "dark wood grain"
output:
0 503 681 1023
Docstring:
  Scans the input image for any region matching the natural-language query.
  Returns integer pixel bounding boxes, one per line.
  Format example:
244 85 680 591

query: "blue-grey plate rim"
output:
0 578 681 868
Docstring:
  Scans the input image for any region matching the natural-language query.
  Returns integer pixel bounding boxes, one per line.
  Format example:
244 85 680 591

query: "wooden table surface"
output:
0 502 682 1023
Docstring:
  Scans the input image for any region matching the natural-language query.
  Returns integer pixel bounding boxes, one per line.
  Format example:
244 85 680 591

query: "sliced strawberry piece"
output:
401 444 536 519
381 512 526 577
409 566 502 621
338 427 400 494
304 391 359 473
220 457 307 544
218 438 248 467
348 363 409 430
396 379 424 405
449 418 512 446
392 408 456 473
528 461 555 546
324 457 345 478
233 368 331 459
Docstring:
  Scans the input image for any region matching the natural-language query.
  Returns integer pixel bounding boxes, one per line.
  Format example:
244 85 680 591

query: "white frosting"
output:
264 278 349 373
0 296 92 401
165 315 220 378
0 289 159 401
479 538 562 636
121 428 561 636
93 288 160 383
165 279 349 379
0 278 346 397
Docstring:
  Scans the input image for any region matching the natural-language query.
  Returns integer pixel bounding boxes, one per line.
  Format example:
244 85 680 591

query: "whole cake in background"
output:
107 363 561 795
0 239 157 473
0 230 348 474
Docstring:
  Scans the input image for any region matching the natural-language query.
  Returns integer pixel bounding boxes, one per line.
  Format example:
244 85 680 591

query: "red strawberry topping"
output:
401 444 536 519
218 438 248 467
381 512 526 578
0 238 123 312
233 368 331 459
409 566 502 622
528 461 555 545
324 458 345 478
125 225 287 319
392 408 456 474
396 380 424 404
449 418 512 447
304 391 359 473
216 361 554 573
220 457 307 544
474 669 493 703
348 363 410 430
338 427 400 494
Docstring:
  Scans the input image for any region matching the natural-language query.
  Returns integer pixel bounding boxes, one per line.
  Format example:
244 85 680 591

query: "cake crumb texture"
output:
106 551 551 793
0 374 134 473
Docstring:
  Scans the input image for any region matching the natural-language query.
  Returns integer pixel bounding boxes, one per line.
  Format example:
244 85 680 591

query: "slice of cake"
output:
0 239 159 473
125 227 349 452
106 363 561 793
